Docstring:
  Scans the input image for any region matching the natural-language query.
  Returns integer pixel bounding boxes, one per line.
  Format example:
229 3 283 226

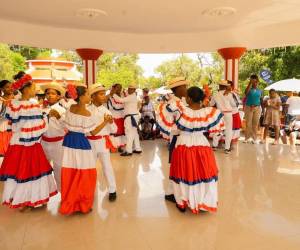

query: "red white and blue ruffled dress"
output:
0 97 12 166
158 101 224 213
107 96 126 148
0 100 57 208
59 110 98 215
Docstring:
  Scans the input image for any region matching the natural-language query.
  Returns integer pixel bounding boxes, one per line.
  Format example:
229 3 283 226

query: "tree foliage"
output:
96 53 143 88
0 43 26 80
239 46 300 93
9 45 51 60
154 54 202 84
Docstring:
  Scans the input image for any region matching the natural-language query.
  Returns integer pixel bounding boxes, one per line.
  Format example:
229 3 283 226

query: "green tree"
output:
0 43 26 80
197 52 224 93
155 54 202 84
57 50 83 72
96 53 143 88
9 45 51 60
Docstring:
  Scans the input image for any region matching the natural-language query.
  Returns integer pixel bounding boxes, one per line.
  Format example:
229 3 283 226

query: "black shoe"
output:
224 149 231 154
165 194 176 203
133 150 142 154
176 204 186 213
109 192 117 202
120 152 132 156
118 148 123 153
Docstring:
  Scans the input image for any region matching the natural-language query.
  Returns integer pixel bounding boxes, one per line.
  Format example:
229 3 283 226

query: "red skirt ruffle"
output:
170 145 218 184
232 113 242 130
0 131 12 155
0 143 52 182
113 118 125 136
60 168 97 215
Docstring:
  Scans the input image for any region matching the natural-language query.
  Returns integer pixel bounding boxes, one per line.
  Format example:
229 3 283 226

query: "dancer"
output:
230 81 242 143
113 84 142 156
60 84 111 215
164 86 224 214
210 81 236 153
0 80 14 166
41 82 66 191
87 84 118 202
156 77 188 203
0 72 57 210
107 84 126 152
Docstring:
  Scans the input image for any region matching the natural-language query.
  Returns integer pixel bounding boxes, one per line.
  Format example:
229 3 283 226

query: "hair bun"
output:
13 71 26 81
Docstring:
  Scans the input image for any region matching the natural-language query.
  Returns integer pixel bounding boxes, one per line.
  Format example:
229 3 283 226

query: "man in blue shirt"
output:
244 74 262 144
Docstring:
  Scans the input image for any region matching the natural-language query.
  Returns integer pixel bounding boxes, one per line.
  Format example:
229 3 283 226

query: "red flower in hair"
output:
67 84 78 100
12 74 32 91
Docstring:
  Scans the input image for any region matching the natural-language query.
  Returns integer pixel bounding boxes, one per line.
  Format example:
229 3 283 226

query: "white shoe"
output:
243 139 253 144
253 140 260 145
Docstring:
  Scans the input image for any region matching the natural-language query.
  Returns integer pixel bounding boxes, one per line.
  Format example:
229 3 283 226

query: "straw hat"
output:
41 81 66 96
167 77 188 89
35 85 45 95
89 83 106 96
218 80 231 87
128 83 137 89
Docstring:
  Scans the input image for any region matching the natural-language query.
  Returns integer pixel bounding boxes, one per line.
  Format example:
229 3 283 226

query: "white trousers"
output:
98 152 117 193
125 115 141 153
41 140 63 191
212 112 233 150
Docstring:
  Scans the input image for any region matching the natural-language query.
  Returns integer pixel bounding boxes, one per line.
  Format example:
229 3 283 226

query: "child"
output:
160 86 224 214
0 72 57 210
0 80 14 166
87 84 118 202
60 84 111 215
262 89 281 144
41 82 66 191
140 115 154 140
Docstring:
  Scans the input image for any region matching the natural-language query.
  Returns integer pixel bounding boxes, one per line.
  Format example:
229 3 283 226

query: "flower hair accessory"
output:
12 74 32 91
67 84 78 100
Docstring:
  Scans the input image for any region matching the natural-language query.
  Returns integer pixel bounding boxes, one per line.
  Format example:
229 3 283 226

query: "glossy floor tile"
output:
1 140 300 250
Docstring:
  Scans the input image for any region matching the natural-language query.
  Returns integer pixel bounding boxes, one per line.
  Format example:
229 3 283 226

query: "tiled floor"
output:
1 140 300 250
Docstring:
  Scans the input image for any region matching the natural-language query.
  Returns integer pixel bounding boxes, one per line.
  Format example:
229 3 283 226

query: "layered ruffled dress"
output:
107 96 126 148
0 100 57 208
157 100 224 214
0 97 12 166
59 110 98 215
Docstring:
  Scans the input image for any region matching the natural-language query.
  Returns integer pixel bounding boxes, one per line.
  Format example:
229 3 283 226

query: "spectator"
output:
285 92 300 124
281 116 300 147
140 95 156 140
244 74 263 144
262 89 281 144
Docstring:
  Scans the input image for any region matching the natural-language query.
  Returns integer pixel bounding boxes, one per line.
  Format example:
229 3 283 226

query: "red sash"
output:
42 135 64 142
87 135 117 153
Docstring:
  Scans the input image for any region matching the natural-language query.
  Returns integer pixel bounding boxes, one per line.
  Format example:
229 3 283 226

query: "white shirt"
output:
88 104 117 136
43 102 66 138
59 98 76 109
293 120 300 130
231 92 242 114
113 93 139 115
168 95 187 137
210 90 236 112
286 96 300 115
141 102 155 119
